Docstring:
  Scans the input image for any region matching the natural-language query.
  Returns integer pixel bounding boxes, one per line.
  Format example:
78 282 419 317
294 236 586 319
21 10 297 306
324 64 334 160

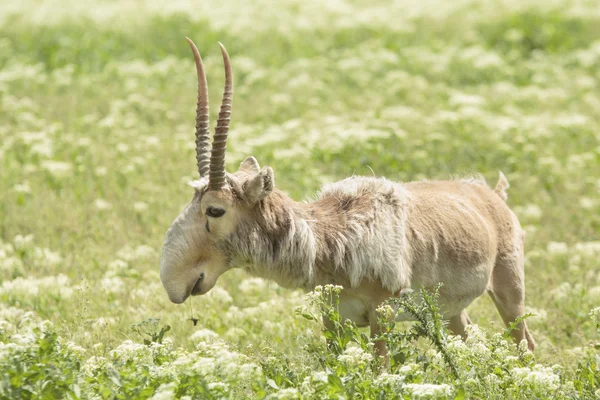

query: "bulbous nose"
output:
160 244 191 304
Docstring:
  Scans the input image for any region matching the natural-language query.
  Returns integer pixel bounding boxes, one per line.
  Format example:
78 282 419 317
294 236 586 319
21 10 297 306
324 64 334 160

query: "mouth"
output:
190 274 204 296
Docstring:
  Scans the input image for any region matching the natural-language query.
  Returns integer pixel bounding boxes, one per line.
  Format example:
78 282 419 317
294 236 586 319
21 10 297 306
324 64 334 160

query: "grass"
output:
0 0 599 398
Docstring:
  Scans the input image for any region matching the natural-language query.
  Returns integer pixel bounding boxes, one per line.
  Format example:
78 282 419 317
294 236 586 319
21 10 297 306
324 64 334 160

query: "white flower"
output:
590 307 600 325
13 234 34 250
106 259 129 276
83 356 108 378
206 382 228 392
33 247 62 266
95 166 108 176
65 341 86 357
547 242 569 256
238 277 267 294
146 136 160 146
375 372 404 389
551 282 572 301
515 204 543 221
224 327 247 341
268 388 300 399
525 307 548 322
149 383 176 400
0 274 72 299
95 199 112 210
116 245 156 261
465 324 487 344
92 317 116 329
206 286 233 304
41 160 73 177
238 362 263 381
133 201 149 212
111 339 149 362
404 383 453 398
585 286 600 302
13 182 31 193
311 370 328 383
189 329 219 343
574 242 600 258
101 276 125 294
577 195 596 211
511 365 560 392
190 356 216 376
337 345 373 367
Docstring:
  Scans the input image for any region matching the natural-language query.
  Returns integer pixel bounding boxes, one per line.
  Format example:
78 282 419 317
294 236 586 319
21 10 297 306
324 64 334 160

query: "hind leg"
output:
488 255 535 351
448 310 472 339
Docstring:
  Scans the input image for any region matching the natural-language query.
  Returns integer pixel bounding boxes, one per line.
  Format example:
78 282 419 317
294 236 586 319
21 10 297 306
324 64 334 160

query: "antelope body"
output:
159 39 536 357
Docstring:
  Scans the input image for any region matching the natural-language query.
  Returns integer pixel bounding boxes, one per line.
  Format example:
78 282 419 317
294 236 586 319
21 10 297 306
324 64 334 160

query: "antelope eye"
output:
206 206 225 218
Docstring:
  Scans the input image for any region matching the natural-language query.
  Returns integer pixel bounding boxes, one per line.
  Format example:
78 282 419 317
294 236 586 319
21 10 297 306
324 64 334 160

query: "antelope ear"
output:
245 167 274 203
238 156 260 175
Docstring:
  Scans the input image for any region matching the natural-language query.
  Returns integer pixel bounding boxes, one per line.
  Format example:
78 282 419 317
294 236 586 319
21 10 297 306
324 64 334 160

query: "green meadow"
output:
0 0 599 398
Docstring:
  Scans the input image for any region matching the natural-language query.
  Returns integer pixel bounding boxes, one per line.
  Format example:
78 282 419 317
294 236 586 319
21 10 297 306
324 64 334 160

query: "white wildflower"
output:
189 329 219 343
238 277 267 294
551 282 572 301
0 274 72 299
546 242 569 256
465 324 487 344
224 327 247 341
83 356 107 378
95 166 108 176
190 356 216 376
585 286 600 302
574 242 600 258
65 341 86 357
106 259 129 276
579 197 595 209
207 382 228 392
101 276 125 294
511 365 560 392
92 317 116 329
404 383 453 398
590 307 600 324
375 372 404 389
311 370 328 383
41 160 73 177
149 383 176 400
238 362 263 381
33 247 62 266
13 234 34 250
206 286 233 304
94 199 112 210
111 339 149 362
515 204 543 221
525 307 548 322
13 182 31 193
337 345 373 367
269 388 300 399
146 136 160 146
133 201 149 212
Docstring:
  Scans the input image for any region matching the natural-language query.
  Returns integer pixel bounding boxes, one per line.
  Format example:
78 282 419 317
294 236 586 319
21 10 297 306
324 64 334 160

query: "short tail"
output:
494 171 509 202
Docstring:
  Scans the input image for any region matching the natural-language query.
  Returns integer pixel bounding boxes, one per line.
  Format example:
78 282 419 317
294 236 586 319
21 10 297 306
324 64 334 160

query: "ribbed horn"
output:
208 42 233 191
185 37 211 178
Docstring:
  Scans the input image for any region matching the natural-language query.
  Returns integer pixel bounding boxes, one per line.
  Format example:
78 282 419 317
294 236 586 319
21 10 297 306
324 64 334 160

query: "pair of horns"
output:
186 37 233 191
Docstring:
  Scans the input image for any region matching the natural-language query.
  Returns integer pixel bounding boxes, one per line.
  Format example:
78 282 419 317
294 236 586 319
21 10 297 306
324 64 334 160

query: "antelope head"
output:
160 38 274 304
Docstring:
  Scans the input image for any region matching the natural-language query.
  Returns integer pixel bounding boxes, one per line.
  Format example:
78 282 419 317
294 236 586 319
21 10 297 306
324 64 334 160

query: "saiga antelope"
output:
159 38 536 359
